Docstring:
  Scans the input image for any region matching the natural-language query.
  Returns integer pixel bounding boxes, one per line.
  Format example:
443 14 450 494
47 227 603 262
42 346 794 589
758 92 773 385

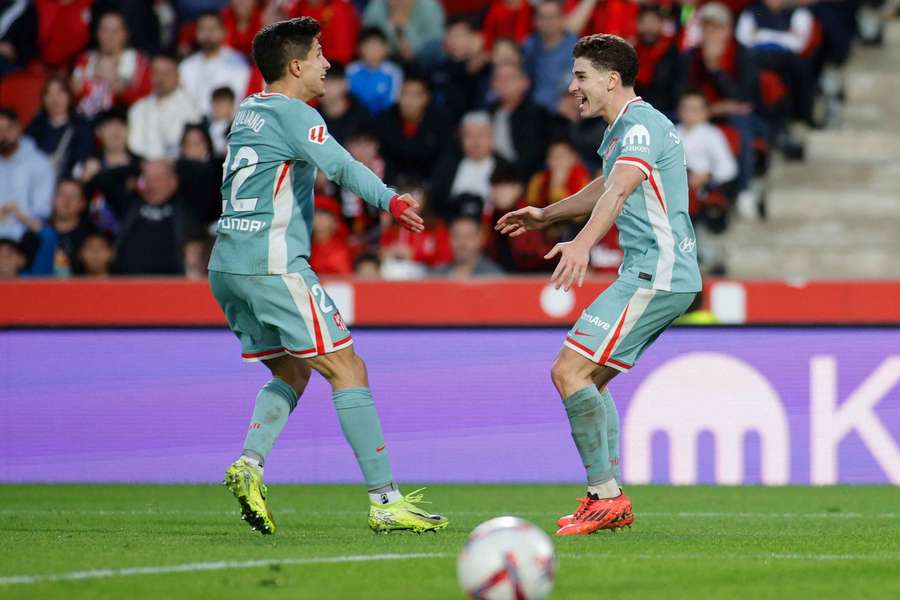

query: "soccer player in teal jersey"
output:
208 17 447 535
497 34 702 535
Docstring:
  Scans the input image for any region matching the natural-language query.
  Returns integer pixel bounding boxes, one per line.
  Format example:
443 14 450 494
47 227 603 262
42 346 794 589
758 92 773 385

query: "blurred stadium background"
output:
1 0 899 597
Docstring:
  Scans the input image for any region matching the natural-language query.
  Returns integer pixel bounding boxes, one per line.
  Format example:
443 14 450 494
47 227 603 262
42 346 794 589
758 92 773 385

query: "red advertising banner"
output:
1 278 899 326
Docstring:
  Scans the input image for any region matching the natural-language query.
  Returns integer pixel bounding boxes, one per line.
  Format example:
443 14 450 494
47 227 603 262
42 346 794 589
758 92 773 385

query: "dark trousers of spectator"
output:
754 50 815 125
726 114 770 190
812 0 860 66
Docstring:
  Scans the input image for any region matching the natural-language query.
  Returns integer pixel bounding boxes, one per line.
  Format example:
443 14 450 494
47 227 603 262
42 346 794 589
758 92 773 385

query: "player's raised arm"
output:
496 175 605 237
546 164 644 291
287 108 423 232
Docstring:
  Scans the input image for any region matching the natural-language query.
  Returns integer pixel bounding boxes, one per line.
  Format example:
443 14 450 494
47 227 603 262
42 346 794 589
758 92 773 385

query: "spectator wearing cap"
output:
128 54 202 160
679 3 763 192
363 0 445 66
634 4 681 116
429 16 489 122
0 0 38 76
347 27 404 116
35 0 93 69
220 0 263 57
178 11 250 118
284 0 360 66
375 73 452 182
432 214 504 278
71 11 152 117
0 109 54 242
522 0 578 115
310 195 353 275
0 238 25 278
488 63 547 178
736 0 815 125
320 63 372 145
113 159 195 275
430 111 512 218
25 77 94 178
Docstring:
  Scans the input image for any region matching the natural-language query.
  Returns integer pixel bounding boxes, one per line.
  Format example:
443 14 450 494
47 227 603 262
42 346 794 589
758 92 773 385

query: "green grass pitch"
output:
1 484 898 599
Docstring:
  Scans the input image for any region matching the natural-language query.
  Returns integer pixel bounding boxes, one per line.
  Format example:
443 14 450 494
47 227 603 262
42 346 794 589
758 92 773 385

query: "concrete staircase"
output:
718 20 900 279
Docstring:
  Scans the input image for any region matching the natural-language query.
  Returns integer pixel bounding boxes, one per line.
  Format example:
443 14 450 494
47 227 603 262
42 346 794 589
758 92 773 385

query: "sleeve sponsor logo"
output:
308 125 329 144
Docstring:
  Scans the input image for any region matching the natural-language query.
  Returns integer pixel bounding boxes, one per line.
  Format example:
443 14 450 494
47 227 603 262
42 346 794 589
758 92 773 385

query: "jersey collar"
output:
609 96 642 130
256 91 289 99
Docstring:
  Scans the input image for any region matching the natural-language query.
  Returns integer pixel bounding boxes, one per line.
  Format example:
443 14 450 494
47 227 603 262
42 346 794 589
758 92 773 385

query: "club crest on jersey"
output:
308 125 329 144
604 137 618 161
333 312 348 331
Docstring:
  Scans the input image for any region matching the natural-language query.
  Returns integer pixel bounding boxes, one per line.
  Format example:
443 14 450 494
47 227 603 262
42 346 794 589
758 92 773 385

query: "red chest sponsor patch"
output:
308 125 329 144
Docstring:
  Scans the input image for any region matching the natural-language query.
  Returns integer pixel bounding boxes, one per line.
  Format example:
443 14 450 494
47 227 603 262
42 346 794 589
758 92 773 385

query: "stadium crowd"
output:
0 0 888 280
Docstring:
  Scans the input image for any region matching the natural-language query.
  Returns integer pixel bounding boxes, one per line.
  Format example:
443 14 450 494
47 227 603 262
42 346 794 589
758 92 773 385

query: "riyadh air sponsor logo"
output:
624 353 900 485
219 216 265 232
580 310 612 330
679 237 696 253
623 124 651 152
308 125 329 144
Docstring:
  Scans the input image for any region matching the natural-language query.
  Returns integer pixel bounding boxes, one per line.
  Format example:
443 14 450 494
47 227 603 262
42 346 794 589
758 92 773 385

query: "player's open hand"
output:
495 206 547 237
389 193 425 233
545 240 590 292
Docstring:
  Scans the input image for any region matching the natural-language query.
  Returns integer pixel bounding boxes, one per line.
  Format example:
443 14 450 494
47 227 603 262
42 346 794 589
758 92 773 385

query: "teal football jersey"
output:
599 97 702 293
208 92 395 275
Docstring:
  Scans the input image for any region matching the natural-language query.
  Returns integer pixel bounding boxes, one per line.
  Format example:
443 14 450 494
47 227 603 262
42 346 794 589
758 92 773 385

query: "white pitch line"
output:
0 553 453 586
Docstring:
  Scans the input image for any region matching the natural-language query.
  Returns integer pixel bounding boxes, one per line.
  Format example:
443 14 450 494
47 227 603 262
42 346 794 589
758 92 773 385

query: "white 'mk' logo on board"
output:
623 124 651 146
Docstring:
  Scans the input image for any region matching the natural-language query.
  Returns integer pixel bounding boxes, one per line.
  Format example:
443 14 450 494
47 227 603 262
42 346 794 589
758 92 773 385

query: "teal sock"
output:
564 385 613 486
332 387 393 491
242 378 298 466
599 388 621 486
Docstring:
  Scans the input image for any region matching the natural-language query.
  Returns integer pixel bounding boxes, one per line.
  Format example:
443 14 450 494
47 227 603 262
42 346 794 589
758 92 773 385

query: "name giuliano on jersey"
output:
209 92 396 275
599 97 702 293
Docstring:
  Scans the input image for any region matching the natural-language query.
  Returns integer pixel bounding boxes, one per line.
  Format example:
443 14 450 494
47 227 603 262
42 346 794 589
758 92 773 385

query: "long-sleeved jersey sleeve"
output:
283 101 396 211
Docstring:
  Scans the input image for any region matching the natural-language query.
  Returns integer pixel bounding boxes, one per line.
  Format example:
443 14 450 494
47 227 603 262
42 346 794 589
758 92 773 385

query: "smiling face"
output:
568 56 613 120
298 37 330 99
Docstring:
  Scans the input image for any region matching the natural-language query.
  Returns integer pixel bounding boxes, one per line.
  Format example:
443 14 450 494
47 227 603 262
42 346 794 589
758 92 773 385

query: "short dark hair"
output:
0 107 19 122
211 86 235 102
358 26 387 45
489 164 524 186
96 107 128 126
252 17 322 84
573 34 639 87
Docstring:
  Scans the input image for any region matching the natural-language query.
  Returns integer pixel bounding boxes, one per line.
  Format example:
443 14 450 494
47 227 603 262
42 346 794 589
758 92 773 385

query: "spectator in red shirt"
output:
563 0 640 41
310 195 353 275
379 177 452 270
283 0 360 66
221 0 263 58
634 4 681 116
36 0 93 69
71 11 151 117
482 0 533 51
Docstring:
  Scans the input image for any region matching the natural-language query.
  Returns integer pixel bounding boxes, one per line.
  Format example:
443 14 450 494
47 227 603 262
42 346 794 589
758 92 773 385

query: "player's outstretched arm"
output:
545 165 644 291
495 175 605 237
289 110 423 232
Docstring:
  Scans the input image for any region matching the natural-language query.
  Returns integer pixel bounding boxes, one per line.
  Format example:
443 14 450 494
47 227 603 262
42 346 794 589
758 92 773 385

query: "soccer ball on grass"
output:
457 516 555 599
